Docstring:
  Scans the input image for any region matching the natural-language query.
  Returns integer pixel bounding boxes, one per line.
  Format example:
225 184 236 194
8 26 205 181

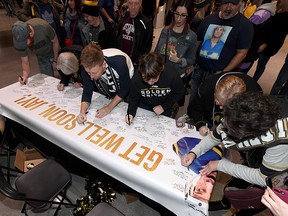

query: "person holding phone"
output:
261 187 288 216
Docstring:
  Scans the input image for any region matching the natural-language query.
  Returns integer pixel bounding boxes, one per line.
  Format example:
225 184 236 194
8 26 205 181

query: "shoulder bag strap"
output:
164 29 170 63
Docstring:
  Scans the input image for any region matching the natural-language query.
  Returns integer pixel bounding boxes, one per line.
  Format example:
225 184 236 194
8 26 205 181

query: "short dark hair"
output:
223 92 280 139
138 52 164 81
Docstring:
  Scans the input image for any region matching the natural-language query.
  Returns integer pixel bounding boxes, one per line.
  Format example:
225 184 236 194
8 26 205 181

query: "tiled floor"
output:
1 6 287 216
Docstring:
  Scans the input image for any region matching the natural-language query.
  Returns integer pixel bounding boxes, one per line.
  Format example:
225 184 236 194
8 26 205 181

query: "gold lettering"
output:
47 110 67 121
65 118 77 130
118 142 137 160
15 96 37 106
22 98 48 110
98 134 124 153
130 146 150 166
84 124 103 139
56 114 76 130
77 122 95 136
14 94 32 103
90 128 110 145
143 151 163 171
29 101 48 110
38 105 60 118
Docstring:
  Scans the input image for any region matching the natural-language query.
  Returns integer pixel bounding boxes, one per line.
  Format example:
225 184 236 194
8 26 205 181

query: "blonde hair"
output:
215 75 246 105
57 52 79 75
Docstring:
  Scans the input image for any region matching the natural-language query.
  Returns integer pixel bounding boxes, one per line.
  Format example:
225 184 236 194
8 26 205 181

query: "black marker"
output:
127 113 131 125
82 111 89 125
19 76 26 85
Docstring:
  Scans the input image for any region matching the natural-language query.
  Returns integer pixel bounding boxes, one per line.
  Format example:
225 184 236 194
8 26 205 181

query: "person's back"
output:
17 0 64 21
98 0 116 30
238 0 276 73
264 0 288 94
252 11 288 81
141 0 157 21
17 0 65 46
103 48 134 79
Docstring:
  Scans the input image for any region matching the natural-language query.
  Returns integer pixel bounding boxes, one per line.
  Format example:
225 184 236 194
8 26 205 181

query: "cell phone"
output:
266 169 288 203
266 169 288 189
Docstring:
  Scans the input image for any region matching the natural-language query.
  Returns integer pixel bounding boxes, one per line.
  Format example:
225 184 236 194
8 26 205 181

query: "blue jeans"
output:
253 54 271 81
37 56 54 77
187 65 214 117
270 53 288 95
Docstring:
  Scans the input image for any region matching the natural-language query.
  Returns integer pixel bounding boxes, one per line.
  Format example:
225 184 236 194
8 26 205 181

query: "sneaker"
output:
209 200 231 211
177 114 191 124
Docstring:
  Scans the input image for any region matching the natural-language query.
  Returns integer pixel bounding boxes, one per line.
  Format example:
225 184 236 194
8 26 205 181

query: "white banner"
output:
0 74 209 216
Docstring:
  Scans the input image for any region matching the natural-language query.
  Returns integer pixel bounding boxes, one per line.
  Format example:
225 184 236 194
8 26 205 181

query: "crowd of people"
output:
5 0 288 215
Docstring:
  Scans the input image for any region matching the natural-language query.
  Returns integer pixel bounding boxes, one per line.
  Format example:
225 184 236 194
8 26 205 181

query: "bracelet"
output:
53 60 57 63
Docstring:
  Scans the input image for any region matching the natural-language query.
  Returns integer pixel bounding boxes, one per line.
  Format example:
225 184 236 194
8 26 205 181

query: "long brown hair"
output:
167 0 194 33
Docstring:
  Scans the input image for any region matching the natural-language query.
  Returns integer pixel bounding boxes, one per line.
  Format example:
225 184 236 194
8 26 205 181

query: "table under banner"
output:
0 74 211 216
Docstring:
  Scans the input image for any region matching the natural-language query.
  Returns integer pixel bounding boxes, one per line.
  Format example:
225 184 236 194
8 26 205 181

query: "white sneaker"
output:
177 114 190 123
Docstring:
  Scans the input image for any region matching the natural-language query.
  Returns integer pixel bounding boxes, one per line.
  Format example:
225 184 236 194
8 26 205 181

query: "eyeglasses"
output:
173 12 188 19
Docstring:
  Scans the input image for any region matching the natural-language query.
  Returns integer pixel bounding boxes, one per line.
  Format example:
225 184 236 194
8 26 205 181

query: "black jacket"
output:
262 12 288 57
116 12 153 63
58 45 83 86
190 72 263 130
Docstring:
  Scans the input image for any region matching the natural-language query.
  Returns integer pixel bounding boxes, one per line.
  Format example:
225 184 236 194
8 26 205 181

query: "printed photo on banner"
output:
173 137 223 174
185 171 217 203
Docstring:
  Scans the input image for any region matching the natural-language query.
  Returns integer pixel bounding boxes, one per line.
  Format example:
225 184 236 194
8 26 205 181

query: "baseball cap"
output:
221 0 241 4
11 21 30 50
